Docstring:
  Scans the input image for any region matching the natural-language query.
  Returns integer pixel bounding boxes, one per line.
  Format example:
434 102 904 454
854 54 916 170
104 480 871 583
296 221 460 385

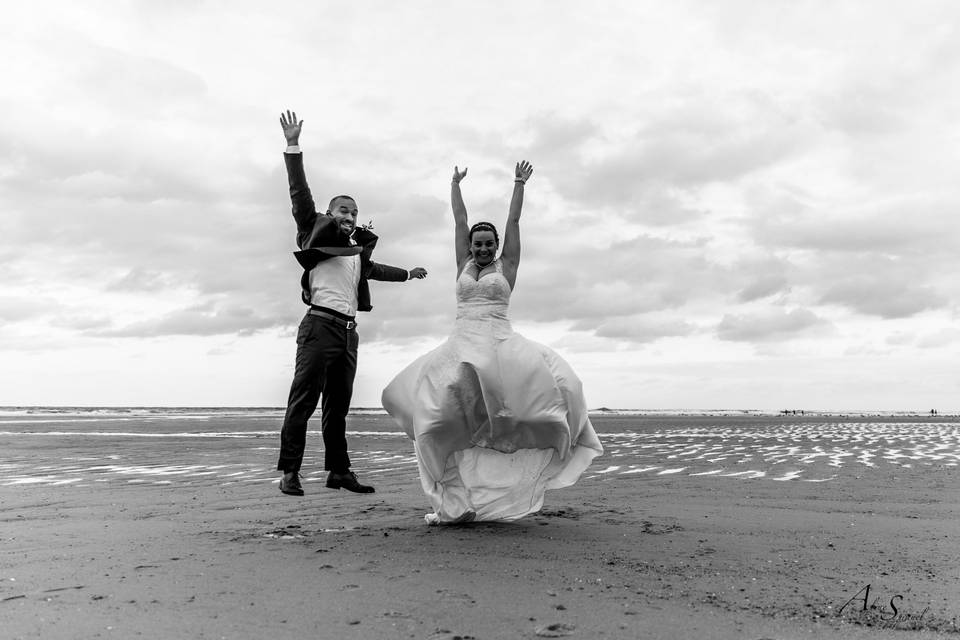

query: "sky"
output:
1 1 959 410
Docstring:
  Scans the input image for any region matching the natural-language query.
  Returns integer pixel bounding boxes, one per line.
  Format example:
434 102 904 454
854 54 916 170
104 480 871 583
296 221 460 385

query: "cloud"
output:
819 278 946 319
519 95 811 216
50 315 113 332
737 272 790 303
888 328 960 349
752 199 960 256
7 24 207 114
915 328 960 349
716 308 828 343
581 317 696 343
528 116 598 158
106 268 180 293
740 189 960 320
0 296 54 323
813 15 960 141
360 313 454 344
85 301 287 338
511 233 724 323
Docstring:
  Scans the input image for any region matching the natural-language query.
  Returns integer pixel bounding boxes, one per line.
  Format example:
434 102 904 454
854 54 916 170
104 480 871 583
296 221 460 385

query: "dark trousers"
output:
277 313 358 473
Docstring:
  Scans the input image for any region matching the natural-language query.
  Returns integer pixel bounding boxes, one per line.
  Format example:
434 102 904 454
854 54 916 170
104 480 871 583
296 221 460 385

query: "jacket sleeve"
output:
365 261 409 282
284 152 318 250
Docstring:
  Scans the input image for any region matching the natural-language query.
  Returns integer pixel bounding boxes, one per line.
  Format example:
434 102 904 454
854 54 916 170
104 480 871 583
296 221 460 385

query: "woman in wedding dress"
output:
381 161 603 524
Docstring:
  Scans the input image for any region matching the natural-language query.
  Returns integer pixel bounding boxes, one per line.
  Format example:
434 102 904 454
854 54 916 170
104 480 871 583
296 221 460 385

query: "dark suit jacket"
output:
284 152 408 311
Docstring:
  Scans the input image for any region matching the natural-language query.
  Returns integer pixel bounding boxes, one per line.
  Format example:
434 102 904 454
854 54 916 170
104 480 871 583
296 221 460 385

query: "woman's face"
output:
470 230 498 267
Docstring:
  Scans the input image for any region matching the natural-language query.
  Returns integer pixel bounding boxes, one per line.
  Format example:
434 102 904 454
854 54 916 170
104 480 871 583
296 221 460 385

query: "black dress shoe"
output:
279 471 304 496
325 471 375 494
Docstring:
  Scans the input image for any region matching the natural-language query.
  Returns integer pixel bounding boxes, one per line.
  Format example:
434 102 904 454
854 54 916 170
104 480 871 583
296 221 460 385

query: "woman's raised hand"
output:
452 166 468 184
515 160 533 184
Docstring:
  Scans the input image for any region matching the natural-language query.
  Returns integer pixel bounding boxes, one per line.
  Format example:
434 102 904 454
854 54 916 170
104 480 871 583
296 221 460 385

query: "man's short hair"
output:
327 195 356 212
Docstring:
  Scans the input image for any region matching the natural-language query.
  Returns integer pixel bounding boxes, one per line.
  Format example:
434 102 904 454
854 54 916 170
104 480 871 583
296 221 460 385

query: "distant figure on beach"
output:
276 110 427 497
382 162 603 524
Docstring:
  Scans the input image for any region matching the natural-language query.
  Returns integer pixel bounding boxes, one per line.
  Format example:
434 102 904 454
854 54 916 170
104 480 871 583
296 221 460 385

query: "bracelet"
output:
514 179 526 184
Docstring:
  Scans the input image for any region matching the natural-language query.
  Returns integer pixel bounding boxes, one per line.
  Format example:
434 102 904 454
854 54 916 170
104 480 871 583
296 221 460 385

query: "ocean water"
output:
1 407 958 489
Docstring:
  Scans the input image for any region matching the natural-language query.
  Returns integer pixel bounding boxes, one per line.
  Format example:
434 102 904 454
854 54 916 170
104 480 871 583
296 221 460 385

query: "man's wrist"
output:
286 143 301 153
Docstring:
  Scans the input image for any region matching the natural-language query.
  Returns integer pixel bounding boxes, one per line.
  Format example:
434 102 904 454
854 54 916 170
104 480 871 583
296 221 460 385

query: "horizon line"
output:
0 405 955 415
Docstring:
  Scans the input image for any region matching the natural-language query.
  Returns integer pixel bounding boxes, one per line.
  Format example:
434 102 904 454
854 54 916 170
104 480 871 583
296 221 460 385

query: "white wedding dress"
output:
382 258 603 523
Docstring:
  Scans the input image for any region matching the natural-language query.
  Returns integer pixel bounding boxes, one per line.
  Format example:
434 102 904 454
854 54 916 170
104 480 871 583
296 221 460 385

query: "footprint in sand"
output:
381 610 412 619
436 589 476 605
427 630 476 640
263 529 303 539
639 521 683 535
535 622 576 637
538 508 580 520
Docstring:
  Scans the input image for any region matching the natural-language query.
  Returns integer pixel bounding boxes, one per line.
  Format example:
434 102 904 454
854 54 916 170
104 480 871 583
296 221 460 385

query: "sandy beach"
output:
1 410 958 639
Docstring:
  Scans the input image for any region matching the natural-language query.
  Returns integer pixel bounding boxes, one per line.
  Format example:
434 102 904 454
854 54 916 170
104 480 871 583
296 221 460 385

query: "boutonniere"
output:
360 220 374 231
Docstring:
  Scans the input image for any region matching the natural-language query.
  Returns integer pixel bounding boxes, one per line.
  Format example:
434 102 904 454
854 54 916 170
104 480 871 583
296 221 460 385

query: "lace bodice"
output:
455 259 512 337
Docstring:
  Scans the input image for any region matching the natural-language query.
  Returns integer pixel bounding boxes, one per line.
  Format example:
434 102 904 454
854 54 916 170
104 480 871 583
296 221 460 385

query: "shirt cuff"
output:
285 145 301 153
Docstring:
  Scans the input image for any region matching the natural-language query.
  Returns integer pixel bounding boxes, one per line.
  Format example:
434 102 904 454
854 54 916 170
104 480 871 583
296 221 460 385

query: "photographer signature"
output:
837 584 929 630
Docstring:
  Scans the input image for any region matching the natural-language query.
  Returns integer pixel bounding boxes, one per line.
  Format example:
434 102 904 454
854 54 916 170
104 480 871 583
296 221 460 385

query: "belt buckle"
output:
345 320 357 330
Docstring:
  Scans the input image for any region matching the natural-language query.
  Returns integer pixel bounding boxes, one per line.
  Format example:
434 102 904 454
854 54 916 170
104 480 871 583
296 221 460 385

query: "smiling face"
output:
470 229 498 267
327 196 358 236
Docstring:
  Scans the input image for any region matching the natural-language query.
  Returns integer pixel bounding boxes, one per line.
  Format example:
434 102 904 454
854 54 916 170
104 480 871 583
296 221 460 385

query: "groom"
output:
276 109 427 496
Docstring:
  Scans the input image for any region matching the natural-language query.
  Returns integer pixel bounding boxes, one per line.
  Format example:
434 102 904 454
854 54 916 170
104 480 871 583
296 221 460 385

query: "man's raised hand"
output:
280 110 303 145
452 166 468 184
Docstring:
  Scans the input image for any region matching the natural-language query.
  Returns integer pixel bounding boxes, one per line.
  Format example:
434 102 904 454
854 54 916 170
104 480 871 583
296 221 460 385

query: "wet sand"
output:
1 412 958 639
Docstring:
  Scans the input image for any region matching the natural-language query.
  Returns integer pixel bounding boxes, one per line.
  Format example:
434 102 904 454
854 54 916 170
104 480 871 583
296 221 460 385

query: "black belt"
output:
308 309 357 330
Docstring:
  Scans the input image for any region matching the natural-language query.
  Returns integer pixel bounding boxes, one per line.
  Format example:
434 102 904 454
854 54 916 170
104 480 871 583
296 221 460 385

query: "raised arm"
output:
451 166 470 271
500 160 533 288
281 109 302 147
280 109 317 248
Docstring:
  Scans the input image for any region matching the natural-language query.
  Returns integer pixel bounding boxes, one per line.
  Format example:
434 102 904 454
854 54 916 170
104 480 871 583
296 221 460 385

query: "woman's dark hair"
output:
469 221 499 244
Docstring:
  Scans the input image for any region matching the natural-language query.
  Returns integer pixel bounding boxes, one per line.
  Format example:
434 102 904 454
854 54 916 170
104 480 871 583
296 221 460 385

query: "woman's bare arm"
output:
500 160 533 289
452 166 470 272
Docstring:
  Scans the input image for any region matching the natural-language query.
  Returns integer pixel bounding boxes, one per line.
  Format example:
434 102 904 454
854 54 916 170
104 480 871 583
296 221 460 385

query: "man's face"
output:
327 197 358 235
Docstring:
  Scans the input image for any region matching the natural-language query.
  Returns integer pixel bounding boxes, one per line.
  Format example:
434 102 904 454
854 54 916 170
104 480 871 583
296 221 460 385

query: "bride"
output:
381 161 603 524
